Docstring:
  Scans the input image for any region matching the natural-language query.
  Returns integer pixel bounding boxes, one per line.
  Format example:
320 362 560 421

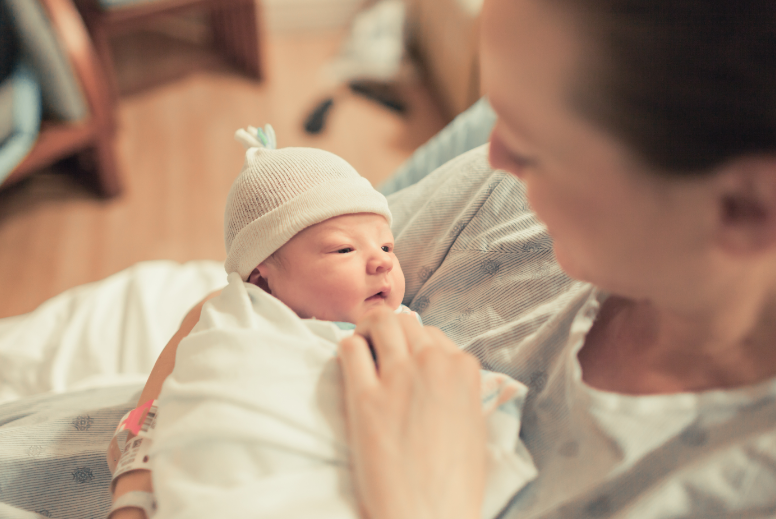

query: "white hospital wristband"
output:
109 491 157 519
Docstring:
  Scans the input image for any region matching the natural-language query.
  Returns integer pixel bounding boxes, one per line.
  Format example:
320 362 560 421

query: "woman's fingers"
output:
341 311 487 519
354 307 410 370
339 333 379 391
354 308 446 368
424 325 461 353
398 315 437 356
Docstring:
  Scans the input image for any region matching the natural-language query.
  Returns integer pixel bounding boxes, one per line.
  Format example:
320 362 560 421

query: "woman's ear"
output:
715 156 776 256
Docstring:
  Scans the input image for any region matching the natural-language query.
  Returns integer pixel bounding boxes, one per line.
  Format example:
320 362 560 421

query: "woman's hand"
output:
339 308 486 519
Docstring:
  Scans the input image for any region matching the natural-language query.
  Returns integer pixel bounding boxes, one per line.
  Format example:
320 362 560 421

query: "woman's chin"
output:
552 242 597 286
553 243 645 300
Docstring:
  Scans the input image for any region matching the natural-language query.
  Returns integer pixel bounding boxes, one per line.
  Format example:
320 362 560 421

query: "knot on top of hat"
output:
235 124 277 151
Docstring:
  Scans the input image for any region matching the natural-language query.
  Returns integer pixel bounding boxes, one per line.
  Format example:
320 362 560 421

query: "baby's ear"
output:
248 267 273 294
247 267 261 285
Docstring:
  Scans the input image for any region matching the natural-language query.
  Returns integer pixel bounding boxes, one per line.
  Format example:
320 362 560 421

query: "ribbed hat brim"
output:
225 177 392 280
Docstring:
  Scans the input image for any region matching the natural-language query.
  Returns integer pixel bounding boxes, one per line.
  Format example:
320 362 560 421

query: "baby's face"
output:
257 213 405 323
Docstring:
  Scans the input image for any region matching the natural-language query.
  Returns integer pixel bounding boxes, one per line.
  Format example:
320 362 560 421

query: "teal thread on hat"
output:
256 127 269 147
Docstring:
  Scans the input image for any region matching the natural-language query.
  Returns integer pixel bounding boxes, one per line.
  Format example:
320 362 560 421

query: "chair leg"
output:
75 133 121 198
82 14 122 105
95 134 121 197
211 0 263 80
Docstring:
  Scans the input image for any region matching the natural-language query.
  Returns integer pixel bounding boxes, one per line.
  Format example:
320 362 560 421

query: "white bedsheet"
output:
151 273 538 519
0 260 226 518
0 260 226 405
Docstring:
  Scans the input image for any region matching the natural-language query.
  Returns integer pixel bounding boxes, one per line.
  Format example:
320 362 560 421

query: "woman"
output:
110 0 776 517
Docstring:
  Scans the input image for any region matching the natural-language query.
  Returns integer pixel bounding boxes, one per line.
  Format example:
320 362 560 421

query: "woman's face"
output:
481 0 725 308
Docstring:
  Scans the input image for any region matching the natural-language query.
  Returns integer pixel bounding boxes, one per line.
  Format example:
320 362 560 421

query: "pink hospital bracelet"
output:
110 400 158 494
113 399 158 452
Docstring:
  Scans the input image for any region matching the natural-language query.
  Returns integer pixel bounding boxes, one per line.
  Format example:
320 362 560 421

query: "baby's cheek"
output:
393 269 407 305
389 287 405 310
334 288 368 321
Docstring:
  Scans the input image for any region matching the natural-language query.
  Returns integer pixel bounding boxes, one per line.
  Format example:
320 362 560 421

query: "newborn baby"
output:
225 125 415 325
147 126 537 519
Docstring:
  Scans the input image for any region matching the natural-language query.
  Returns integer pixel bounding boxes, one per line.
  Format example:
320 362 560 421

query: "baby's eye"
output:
337 248 353 254
381 245 391 252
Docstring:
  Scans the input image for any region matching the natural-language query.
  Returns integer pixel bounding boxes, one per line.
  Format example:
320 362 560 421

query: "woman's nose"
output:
368 250 393 274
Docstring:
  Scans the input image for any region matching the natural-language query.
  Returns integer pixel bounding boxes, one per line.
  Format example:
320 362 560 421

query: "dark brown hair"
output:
559 0 776 174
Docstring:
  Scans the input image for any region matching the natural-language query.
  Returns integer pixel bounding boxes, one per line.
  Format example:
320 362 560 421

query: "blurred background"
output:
0 0 483 318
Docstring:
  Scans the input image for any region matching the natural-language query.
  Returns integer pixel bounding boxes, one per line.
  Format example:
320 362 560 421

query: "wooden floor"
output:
0 24 447 318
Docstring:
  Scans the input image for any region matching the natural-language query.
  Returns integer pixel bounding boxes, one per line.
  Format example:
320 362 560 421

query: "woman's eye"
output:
337 248 353 254
511 153 537 169
490 134 537 171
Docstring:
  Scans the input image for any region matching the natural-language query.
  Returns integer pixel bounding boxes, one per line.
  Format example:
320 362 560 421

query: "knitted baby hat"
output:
224 125 392 280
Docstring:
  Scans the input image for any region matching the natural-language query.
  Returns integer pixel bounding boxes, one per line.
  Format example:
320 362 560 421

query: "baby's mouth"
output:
365 287 391 302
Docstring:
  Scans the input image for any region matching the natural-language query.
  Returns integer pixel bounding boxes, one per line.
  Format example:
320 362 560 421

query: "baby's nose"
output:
369 250 393 274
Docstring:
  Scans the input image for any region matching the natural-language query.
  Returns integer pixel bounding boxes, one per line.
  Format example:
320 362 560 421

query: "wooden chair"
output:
75 0 264 100
1 0 121 197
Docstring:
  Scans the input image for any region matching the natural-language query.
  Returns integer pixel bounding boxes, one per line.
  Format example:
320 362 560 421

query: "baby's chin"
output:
340 300 401 324
294 293 404 324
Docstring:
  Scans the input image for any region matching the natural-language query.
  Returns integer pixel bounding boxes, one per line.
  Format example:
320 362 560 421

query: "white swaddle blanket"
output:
151 273 537 519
